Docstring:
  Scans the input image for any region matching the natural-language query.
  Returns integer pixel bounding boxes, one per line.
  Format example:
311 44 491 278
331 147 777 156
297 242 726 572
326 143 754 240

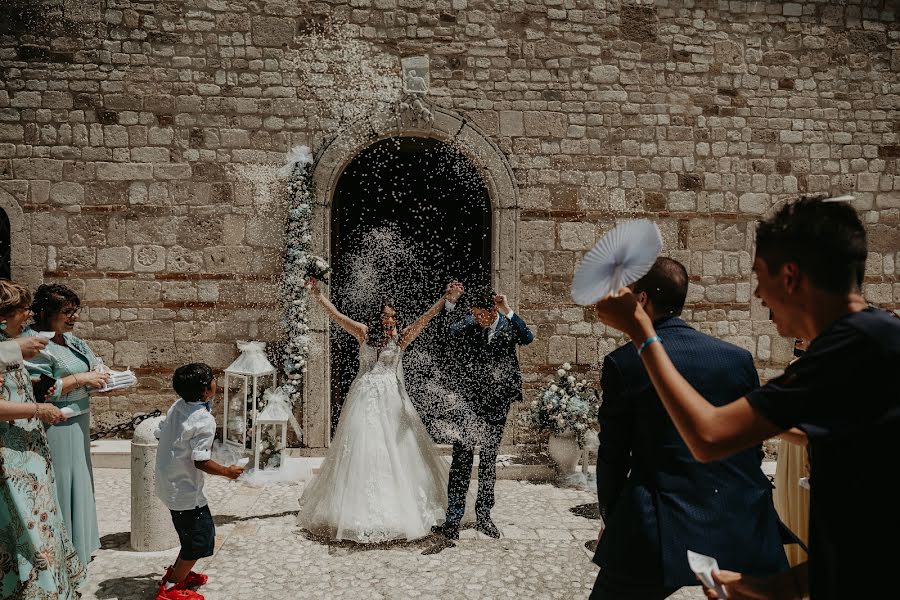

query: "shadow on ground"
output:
213 510 297 526
570 502 601 520
94 572 160 600
297 529 441 554
99 532 131 550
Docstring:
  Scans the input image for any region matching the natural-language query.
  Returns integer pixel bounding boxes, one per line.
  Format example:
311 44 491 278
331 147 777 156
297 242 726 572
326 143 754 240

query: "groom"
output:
431 284 535 545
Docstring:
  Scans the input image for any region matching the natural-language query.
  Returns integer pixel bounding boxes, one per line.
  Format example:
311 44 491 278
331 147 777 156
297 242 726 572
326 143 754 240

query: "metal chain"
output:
90 409 162 441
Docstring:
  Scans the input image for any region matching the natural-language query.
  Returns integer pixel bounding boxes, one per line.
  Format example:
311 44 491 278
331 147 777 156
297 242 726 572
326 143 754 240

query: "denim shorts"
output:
169 504 215 560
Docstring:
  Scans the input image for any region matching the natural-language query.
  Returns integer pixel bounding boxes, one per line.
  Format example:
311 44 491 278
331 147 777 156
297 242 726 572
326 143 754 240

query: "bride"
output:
297 279 463 543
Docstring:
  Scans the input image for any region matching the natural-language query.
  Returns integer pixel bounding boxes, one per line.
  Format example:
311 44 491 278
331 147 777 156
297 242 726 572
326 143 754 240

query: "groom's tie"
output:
481 326 490 345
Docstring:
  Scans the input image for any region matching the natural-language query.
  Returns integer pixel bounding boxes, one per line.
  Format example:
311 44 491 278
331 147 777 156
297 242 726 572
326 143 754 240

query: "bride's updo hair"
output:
365 298 402 348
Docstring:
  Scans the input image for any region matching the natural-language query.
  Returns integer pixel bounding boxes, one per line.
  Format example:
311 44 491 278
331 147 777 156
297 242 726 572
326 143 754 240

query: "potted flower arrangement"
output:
519 362 600 475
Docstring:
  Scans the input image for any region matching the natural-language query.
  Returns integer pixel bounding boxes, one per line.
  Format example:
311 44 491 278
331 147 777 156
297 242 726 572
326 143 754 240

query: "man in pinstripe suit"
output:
590 257 790 599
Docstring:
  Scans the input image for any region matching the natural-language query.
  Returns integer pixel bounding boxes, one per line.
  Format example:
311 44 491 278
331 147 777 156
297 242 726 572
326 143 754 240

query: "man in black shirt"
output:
592 197 900 600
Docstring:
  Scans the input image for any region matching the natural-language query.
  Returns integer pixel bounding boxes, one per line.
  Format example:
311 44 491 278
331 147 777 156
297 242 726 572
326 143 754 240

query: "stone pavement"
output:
83 468 704 600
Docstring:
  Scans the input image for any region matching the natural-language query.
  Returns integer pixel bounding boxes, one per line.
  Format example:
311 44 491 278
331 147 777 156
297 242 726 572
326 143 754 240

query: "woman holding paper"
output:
24 283 107 566
0 279 87 598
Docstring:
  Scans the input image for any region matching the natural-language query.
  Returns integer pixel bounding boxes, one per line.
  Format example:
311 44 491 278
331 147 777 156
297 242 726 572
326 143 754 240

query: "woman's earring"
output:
0 321 6 332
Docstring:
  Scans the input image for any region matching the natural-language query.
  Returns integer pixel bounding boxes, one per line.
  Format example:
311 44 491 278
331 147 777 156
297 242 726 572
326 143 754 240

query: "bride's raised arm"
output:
399 282 461 350
308 278 367 343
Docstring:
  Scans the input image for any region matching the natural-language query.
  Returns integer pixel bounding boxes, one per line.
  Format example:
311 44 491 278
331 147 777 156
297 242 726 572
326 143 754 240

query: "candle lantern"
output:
222 341 277 450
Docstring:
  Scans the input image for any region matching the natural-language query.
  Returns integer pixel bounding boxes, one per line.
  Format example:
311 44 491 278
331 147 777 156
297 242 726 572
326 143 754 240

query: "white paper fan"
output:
570 219 663 305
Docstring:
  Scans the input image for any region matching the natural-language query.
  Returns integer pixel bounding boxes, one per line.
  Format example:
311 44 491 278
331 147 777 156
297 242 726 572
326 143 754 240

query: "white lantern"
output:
222 341 277 450
254 387 291 471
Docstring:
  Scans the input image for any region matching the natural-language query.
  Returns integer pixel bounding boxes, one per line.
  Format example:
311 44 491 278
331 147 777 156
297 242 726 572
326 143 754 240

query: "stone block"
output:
178 214 225 249
548 335 576 364
154 164 192 180
29 212 68 244
134 245 167 272
57 246 96 270
167 246 203 273
162 281 198 302
49 182 84 206
84 279 119 301
739 193 768 214
252 16 296 47
705 284 736 303
119 280 162 302
13 159 63 181
114 341 147 369
576 337 598 366
127 217 179 245
686 219 714 250
499 111 524 136
203 246 253 273
519 221 556 251
588 65 619 84
558 221 596 251
126 321 175 342
97 162 153 181
523 112 567 137
97 247 132 271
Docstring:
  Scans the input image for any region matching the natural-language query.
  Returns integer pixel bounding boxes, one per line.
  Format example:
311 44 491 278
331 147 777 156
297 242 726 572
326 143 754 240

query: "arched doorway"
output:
0 208 10 280
329 136 491 435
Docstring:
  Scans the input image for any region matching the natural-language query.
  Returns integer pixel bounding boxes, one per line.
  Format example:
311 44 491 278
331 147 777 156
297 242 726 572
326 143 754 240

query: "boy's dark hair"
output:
468 286 496 311
173 363 214 403
31 283 81 324
631 257 689 318
755 196 867 294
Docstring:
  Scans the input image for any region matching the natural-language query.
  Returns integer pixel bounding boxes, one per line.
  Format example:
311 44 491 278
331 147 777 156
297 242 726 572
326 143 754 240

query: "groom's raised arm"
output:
508 313 535 346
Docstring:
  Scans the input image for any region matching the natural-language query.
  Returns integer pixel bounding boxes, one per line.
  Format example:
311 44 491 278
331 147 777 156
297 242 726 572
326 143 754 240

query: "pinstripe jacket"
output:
593 317 789 587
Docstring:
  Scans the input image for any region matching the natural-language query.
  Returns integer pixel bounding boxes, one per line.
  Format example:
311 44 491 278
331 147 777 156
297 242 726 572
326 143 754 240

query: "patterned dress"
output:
0 337 86 599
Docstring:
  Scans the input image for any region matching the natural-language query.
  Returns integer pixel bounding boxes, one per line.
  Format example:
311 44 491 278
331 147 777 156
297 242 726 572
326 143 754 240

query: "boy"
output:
155 363 244 600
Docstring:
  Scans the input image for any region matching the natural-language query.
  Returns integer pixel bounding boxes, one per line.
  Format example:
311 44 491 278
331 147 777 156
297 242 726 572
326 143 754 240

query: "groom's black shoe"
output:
431 523 460 540
475 516 500 539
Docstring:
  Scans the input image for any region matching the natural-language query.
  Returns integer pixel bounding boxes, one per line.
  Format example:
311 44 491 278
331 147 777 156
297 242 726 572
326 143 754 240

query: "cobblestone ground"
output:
83 468 703 599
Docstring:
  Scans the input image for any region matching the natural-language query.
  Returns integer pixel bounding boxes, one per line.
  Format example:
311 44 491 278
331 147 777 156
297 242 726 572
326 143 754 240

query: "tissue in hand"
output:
687 550 728 598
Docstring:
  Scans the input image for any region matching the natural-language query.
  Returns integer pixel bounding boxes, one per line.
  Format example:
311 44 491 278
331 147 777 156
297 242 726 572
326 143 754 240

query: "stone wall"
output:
0 0 898 442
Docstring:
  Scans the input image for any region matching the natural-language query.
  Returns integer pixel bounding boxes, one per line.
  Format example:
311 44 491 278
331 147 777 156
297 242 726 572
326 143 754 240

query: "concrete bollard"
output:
130 414 178 551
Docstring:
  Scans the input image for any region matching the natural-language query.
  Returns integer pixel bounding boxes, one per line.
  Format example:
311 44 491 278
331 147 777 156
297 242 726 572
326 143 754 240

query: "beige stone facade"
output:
1 0 898 445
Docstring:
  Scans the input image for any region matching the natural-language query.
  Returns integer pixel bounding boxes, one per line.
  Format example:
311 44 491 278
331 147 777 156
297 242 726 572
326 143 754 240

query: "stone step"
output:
90 439 131 469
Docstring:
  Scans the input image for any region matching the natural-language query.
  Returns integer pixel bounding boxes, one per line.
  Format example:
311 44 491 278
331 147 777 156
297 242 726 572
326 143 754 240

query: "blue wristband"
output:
637 335 661 355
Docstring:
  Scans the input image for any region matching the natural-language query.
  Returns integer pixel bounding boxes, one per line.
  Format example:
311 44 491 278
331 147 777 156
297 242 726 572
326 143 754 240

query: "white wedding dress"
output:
297 339 453 543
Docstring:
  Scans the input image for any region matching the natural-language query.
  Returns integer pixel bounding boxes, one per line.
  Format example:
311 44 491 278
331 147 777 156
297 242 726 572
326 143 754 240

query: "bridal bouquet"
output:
304 254 331 283
519 363 600 448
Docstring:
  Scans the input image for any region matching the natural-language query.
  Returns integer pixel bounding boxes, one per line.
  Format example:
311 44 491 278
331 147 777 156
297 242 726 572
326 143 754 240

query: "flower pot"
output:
548 432 581 476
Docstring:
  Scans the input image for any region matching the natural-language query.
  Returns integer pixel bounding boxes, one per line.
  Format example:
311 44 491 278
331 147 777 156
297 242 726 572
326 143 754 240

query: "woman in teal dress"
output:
0 280 86 599
24 284 108 568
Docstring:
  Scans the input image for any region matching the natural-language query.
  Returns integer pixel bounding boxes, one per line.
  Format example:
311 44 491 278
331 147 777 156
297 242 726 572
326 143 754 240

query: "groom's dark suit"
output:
443 309 534 527
591 317 789 599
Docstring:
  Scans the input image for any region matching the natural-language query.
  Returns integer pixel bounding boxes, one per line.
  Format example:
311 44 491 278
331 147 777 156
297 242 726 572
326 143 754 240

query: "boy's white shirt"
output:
154 398 217 511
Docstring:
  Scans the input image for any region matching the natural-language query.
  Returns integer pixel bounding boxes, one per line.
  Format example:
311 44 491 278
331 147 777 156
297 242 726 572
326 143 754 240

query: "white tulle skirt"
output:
297 369 451 543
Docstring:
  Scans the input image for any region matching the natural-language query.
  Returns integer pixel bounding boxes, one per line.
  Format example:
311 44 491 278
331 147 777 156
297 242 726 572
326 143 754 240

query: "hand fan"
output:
570 219 663 306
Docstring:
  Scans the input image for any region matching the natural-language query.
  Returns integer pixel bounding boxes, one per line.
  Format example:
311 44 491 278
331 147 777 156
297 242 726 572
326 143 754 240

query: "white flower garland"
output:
280 145 315 404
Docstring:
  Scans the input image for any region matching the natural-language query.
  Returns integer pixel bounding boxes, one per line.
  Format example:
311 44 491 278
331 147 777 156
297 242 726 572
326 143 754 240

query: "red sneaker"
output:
163 567 209 589
156 583 204 600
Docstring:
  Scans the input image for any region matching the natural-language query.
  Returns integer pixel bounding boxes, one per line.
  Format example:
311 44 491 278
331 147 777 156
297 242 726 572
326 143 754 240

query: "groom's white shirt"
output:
444 301 514 343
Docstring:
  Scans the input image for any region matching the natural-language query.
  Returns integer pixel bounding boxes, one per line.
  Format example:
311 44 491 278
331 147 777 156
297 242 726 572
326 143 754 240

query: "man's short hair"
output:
755 196 867 294
468 286 496 311
173 363 214 403
631 257 689 318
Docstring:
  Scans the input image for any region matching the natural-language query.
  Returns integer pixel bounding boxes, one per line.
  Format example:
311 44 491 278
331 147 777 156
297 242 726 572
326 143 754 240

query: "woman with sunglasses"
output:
24 283 109 567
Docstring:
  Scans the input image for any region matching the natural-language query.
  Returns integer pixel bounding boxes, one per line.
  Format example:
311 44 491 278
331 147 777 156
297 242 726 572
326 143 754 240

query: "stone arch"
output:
0 187 36 286
301 103 520 447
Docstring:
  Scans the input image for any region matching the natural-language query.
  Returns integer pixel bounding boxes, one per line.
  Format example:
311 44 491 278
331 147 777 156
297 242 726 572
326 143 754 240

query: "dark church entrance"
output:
329 136 491 437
